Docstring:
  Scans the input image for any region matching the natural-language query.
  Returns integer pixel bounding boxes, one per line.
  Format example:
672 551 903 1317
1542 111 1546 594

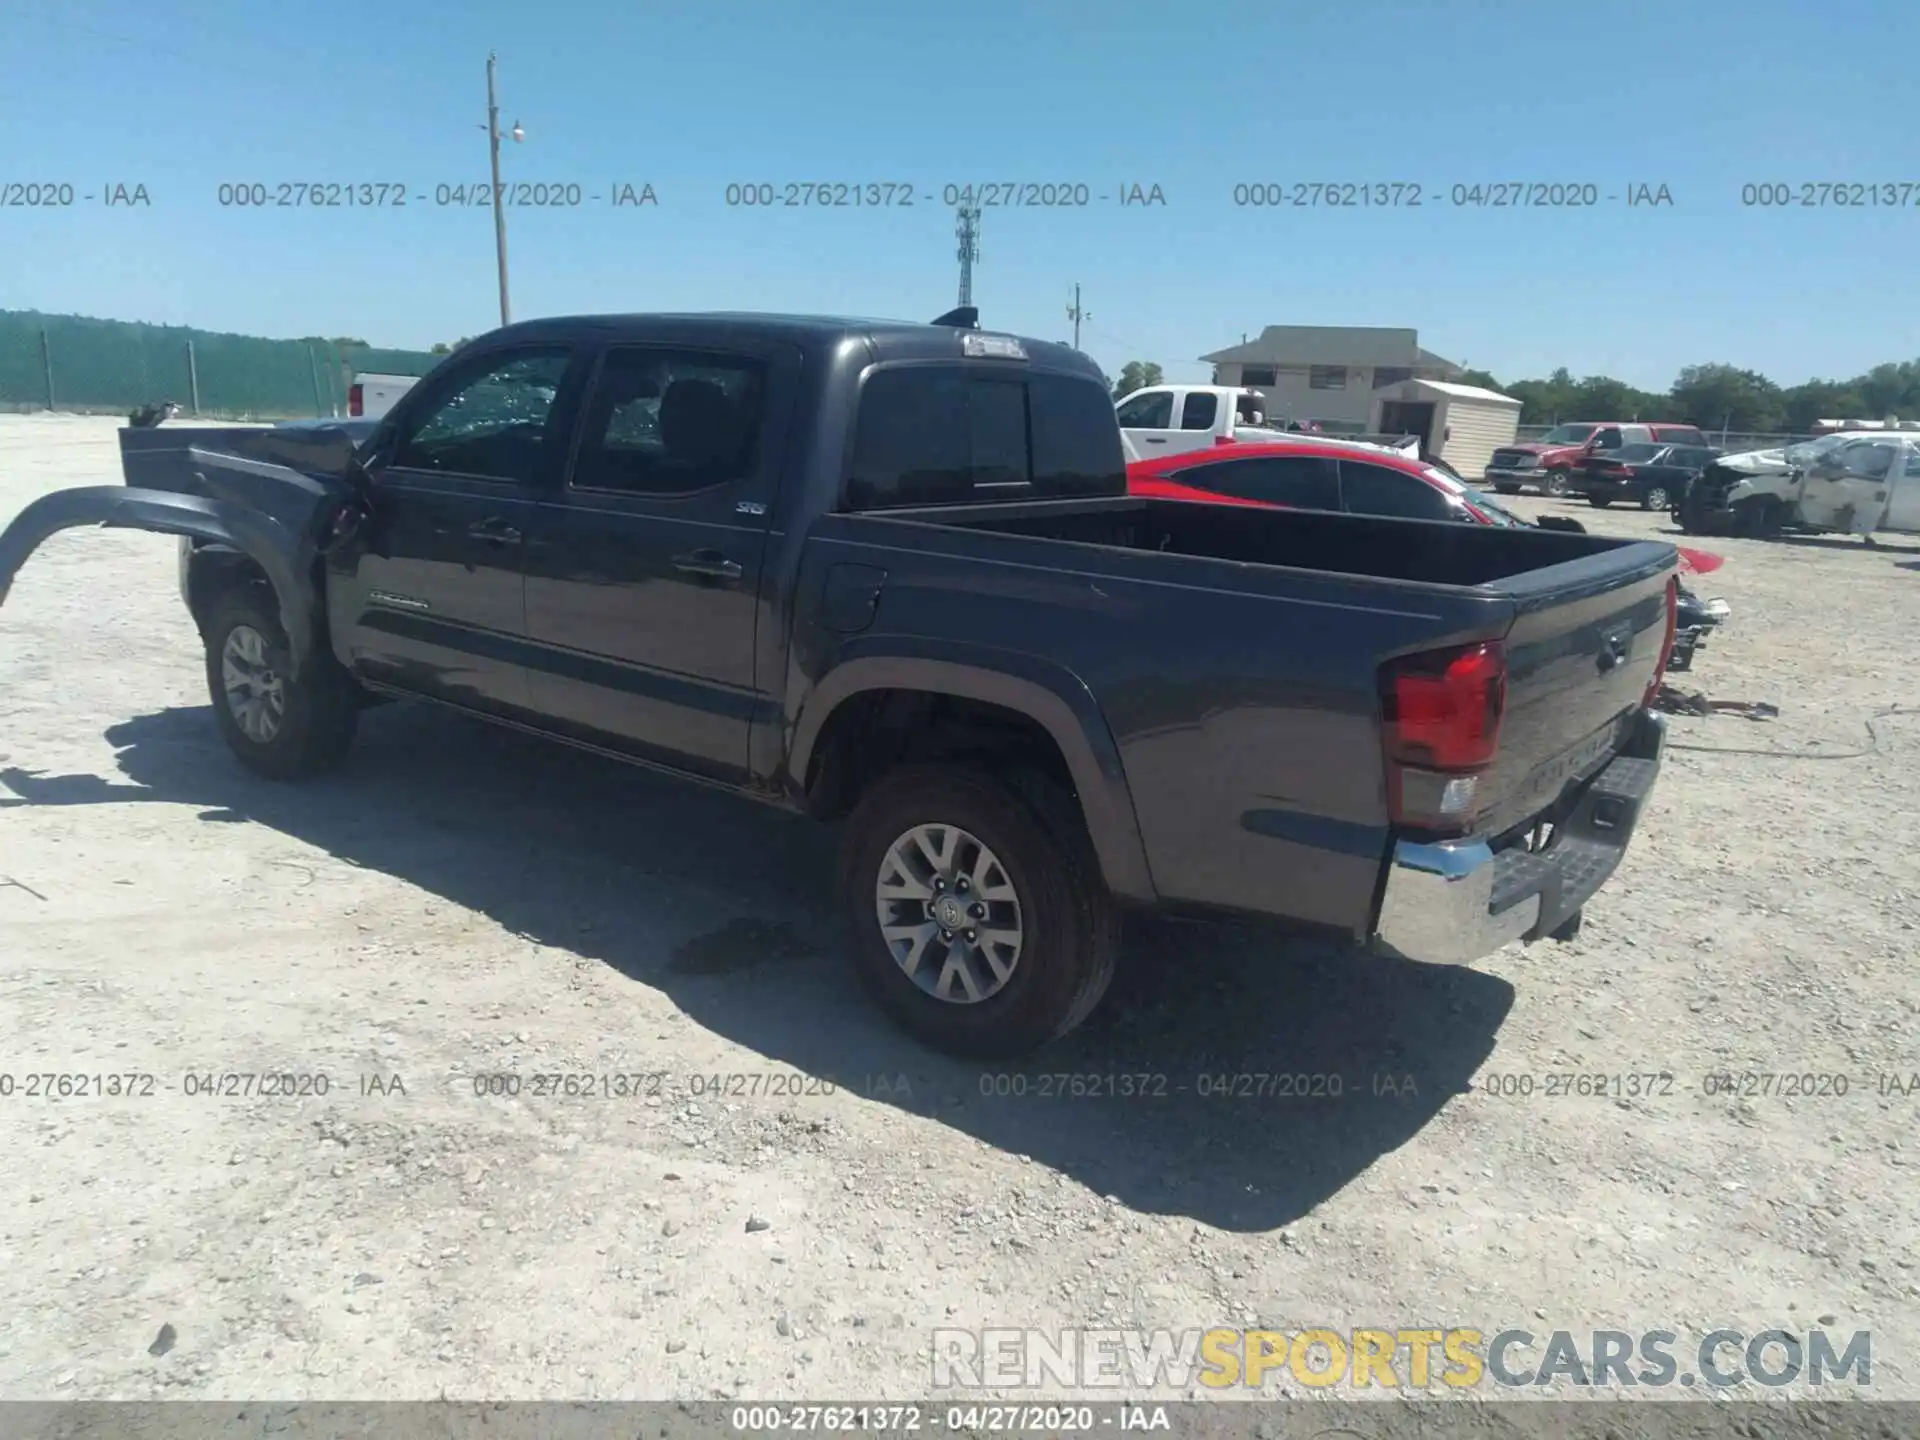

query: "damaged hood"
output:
1710 447 1797 475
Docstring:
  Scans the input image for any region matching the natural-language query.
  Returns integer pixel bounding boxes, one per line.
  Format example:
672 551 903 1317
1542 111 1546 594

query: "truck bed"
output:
902 492 1653 589
811 495 1675 930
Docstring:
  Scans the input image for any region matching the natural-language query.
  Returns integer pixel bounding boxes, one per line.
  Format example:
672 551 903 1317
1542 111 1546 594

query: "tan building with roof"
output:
1200 326 1521 476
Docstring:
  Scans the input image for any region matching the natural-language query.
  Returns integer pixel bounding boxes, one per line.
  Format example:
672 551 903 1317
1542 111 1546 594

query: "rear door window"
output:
568 346 767 495
1655 426 1707 447
1179 392 1219 430
1168 455 1341 509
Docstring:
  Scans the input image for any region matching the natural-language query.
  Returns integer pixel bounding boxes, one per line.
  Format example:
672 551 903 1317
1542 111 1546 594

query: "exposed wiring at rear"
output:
1665 704 1913 760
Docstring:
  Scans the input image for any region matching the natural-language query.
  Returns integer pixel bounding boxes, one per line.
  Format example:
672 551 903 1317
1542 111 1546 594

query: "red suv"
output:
1486 422 1709 497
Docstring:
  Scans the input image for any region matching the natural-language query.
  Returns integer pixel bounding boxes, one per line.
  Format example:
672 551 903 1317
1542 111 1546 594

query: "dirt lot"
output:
1 414 1917 1406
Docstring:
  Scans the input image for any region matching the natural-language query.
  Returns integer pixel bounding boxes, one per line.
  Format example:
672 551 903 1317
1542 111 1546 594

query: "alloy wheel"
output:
220 624 286 743
874 823 1023 1004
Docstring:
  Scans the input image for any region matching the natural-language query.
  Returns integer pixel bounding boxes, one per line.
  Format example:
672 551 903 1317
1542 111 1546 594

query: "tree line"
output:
1456 360 1920 434
1113 357 1920 434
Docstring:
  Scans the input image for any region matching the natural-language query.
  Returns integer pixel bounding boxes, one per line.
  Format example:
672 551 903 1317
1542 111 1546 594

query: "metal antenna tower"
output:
955 202 982 308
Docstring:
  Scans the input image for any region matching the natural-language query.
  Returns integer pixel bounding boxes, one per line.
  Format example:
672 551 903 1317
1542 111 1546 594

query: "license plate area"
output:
1493 718 1626 844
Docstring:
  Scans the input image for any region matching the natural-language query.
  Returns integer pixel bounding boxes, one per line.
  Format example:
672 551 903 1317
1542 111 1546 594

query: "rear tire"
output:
204 586 359 780
838 765 1119 1059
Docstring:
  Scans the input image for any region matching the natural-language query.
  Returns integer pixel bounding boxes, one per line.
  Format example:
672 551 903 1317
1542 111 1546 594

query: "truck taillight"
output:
1645 578 1678 708
349 383 364 417
1379 641 1506 830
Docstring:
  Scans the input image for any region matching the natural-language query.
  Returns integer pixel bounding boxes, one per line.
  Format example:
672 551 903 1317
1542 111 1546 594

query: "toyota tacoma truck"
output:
0 308 1678 1058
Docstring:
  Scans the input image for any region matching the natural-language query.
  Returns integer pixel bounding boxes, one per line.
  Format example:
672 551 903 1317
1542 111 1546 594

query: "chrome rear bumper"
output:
1371 711 1667 966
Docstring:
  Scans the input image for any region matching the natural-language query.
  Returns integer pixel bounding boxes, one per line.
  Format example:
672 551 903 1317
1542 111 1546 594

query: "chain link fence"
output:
0 311 442 421
1514 424 1808 452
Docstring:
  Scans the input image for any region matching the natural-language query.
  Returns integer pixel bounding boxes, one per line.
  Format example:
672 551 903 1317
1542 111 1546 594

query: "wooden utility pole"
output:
1066 284 1090 350
486 52 512 326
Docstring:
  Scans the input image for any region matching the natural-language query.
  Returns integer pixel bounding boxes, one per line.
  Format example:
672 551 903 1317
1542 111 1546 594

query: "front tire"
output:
1543 469 1570 497
838 765 1119 1058
204 587 359 780
1678 491 1718 535
1734 497 1780 538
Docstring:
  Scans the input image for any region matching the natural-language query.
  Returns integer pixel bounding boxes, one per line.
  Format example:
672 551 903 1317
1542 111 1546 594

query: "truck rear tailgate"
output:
1470 547 1675 841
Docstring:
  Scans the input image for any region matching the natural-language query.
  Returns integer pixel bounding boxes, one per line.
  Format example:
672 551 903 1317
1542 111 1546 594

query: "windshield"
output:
1463 489 1527 527
1540 424 1600 444
1782 434 1852 465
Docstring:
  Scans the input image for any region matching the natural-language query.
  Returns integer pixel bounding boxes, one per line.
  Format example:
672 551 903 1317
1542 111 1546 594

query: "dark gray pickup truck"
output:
0 310 1678 1056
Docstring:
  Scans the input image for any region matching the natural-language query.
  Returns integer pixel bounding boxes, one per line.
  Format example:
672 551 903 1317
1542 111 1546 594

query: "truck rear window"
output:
845 366 1124 510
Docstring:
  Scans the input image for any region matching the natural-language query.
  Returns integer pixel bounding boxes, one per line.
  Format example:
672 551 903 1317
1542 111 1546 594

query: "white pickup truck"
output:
1115 384 1422 465
1114 385 1292 461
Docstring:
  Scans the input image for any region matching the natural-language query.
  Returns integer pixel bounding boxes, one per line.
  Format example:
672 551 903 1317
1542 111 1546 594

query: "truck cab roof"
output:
480 312 1107 380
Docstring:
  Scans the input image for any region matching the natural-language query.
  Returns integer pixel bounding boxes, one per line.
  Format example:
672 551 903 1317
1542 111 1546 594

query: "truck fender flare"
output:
0 484 319 675
789 645 1158 903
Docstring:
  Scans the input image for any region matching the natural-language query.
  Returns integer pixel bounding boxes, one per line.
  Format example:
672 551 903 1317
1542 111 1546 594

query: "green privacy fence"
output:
0 310 443 420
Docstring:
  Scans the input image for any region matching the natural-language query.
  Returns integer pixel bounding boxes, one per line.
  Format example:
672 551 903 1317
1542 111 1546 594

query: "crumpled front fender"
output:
0 483 323 676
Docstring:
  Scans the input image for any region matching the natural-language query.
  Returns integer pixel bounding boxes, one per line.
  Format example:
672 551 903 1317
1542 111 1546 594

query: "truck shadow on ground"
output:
0 701 1515 1233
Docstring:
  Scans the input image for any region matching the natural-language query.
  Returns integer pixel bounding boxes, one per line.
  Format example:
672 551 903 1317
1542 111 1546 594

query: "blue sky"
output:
6 0 1916 390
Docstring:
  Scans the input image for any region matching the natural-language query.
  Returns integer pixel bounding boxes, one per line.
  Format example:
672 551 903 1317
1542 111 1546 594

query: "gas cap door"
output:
820 563 887 634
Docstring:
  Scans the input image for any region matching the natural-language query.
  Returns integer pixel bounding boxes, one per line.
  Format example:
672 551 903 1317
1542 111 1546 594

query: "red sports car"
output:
1126 439 1725 576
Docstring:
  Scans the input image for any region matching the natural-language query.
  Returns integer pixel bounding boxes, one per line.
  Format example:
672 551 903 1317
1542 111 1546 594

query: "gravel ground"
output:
1 414 1917 1409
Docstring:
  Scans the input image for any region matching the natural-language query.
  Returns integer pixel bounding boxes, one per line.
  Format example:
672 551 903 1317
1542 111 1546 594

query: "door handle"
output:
467 518 522 546
1144 436 1167 444
673 549 743 581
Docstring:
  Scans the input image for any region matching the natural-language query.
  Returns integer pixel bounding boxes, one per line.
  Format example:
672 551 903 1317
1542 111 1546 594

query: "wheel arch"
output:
0 485 321 674
788 650 1158 904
